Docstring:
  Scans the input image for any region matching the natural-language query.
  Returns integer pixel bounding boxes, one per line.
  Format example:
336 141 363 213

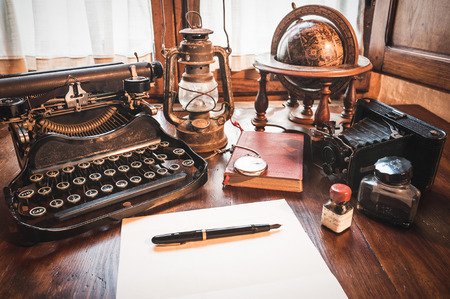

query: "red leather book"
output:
224 131 304 192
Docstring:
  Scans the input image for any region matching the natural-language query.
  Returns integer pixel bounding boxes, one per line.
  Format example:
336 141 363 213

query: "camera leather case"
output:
313 98 446 191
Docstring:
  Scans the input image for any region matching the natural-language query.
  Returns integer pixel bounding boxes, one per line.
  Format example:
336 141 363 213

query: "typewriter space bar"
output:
54 172 187 222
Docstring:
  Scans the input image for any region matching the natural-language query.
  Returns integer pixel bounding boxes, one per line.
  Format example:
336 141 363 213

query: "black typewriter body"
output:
0 62 207 244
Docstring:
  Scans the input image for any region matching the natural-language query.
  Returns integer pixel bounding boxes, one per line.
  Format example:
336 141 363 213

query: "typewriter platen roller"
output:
0 62 208 244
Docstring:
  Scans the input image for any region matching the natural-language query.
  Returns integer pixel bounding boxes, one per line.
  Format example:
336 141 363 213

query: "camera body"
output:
312 98 446 191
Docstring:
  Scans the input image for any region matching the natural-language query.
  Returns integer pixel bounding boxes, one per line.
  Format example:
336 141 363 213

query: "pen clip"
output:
155 242 186 246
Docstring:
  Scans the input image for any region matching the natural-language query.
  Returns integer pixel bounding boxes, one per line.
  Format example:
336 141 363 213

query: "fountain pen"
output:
151 223 282 245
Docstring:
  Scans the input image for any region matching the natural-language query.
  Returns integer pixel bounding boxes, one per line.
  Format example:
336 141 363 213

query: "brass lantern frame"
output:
162 12 234 153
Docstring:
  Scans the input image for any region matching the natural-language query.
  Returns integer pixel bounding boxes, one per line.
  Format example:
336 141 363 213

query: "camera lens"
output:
322 146 337 164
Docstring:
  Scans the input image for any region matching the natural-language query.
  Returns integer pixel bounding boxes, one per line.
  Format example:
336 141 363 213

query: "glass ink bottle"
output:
357 156 421 228
321 183 353 233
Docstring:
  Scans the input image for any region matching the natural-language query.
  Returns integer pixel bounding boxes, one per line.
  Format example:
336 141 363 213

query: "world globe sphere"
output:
276 19 345 91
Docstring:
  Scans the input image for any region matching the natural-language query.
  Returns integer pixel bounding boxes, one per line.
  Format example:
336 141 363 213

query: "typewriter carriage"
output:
1 62 163 168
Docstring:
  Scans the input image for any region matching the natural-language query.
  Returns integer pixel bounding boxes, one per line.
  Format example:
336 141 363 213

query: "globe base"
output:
289 107 315 125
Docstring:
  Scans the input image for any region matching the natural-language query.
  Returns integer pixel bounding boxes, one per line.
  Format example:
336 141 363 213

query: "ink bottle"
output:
357 156 421 228
321 183 353 233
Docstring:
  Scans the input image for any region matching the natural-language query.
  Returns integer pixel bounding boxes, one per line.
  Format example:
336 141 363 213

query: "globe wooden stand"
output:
252 53 372 131
288 93 314 125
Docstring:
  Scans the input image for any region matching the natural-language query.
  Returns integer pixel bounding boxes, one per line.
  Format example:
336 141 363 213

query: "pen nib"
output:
270 224 282 229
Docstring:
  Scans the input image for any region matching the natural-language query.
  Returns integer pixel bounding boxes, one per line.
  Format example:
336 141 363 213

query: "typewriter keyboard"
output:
14 141 198 222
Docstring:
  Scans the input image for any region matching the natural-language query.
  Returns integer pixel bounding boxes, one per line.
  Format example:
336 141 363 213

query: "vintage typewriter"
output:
0 62 208 244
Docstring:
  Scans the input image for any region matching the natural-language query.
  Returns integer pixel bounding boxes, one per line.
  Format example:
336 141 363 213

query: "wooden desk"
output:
0 102 448 298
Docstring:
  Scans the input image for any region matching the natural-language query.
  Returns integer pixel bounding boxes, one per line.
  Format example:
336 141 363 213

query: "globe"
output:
277 19 344 67
252 5 370 129
275 19 345 91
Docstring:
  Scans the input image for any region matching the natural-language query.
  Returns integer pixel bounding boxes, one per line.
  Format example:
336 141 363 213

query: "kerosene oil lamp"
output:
162 11 234 153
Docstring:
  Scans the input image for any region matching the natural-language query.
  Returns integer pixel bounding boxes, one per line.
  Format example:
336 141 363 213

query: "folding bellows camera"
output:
312 98 446 191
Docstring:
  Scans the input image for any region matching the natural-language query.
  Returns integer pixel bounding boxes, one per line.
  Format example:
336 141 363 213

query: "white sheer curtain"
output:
0 0 154 74
200 0 363 71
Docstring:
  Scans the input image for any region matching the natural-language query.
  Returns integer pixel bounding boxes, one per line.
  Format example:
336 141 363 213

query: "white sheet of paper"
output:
116 199 347 299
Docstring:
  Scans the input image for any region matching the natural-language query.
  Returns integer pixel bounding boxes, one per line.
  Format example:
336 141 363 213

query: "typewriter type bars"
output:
37 105 128 137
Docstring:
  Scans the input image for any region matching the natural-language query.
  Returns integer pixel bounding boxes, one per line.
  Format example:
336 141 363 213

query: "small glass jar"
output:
321 183 353 233
357 156 421 228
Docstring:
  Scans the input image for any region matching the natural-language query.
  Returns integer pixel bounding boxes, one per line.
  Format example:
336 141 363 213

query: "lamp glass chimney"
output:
178 72 218 113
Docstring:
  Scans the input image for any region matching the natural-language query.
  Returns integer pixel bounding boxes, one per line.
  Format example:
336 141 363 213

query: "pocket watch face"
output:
233 155 268 177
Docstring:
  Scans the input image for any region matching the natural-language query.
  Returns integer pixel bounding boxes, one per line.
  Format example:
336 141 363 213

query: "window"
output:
0 0 155 73
0 0 364 99
199 0 363 99
201 0 362 72
367 0 450 91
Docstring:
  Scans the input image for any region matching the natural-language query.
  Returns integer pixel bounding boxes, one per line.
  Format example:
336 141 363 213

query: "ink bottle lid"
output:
330 183 352 203
374 156 412 185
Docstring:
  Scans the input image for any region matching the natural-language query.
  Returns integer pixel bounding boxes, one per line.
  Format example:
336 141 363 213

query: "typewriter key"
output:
143 157 155 166
50 199 64 209
144 171 156 179
104 169 116 177
56 181 70 190
62 165 75 174
108 155 119 162
135 148 146 155
89 173 102 181
130 176 142 184
78 162 91 169
148 144 158 151
30 173 44 183
101 184 114 193
93 159 105 166
160 141 170 148
38 186 52 196
116 180 128 188
29 206 46 217
173 148 185 157
73 177 86 186
46 169 59 178
85 189 98 199
157 154 168 161
157 168 168 176
169 164 180 171
182 159 195 167
118 165 130 173
122 152 132 158
67 194 81 204
131 161 142 169
18 189 35 200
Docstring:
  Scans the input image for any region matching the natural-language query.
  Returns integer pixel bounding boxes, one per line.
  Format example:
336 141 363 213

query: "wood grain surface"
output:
0 102 448 298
